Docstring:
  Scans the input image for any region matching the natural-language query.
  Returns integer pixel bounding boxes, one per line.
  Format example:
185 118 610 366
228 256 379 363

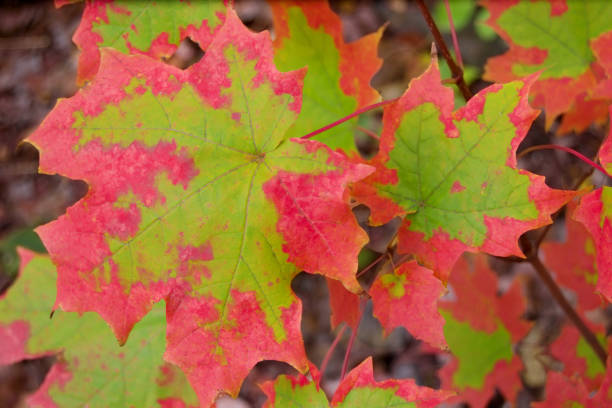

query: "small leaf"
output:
260 357 452 407
438 255 530 406
351 60 573 279
574 116 612 302
370 261 447 349
271 0 383 151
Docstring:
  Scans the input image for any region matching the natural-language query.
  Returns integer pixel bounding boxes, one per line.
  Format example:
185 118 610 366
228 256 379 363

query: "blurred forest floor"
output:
0 1 608 407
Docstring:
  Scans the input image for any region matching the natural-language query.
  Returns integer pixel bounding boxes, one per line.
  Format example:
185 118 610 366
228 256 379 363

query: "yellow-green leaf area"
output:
440 310 513 389
270 376 328 407
93 0 225 53
380 271 407 298
273 7 357 151
338 387 417 407
576 333 606 378
381 82 537 246
0 254 198 407
497 0 612 79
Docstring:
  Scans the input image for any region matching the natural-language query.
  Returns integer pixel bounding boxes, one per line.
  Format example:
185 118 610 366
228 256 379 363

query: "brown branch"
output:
415 0 473 102
521 236 608 366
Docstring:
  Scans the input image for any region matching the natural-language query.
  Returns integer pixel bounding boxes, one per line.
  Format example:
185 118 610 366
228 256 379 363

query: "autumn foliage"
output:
2 0 612 407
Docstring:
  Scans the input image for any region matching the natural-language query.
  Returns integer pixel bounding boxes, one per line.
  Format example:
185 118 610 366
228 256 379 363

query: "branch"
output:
520 236 608 366
415 0 473 101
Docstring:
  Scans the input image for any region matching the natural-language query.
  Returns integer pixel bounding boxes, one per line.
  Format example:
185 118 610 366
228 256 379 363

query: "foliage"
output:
2 0 612 407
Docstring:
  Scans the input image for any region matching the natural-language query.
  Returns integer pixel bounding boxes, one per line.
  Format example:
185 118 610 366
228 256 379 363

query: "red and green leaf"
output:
260 357 452 407
270 0 383 152
542 201 602 312
28 10 372 405
574 114 612 302
438 255 530 406
73 0 226 84
370 261 447 349
351 60 573 279
550 324 608 392
535 353 612 408
0 249 198 408
482 0 612 131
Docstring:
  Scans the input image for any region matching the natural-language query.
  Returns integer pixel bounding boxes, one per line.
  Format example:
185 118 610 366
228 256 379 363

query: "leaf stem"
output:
518 144 612 180
415 0 473 101
300 98 399 140
340 297 367 381
520 236 608 365
443 0 463 68
357 126 380 141
319 324 348 386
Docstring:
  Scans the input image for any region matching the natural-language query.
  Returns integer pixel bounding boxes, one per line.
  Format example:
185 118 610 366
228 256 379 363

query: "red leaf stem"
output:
357 126 380 141
518 144 612 180
319 324 348 387
300 98 399 140
340 297 367 381
443 0 463 68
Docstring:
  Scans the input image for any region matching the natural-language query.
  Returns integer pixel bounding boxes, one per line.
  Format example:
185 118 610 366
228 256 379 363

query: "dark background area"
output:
0 1 609 407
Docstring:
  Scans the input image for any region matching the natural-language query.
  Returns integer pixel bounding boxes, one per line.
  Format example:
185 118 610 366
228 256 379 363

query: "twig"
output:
520 236 608 365
415 0 473 101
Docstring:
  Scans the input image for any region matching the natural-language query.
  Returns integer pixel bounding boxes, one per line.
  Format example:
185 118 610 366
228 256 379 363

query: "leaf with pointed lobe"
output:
574 115 612 302
535 354 612 408
327 277 361 330
542 201 602 312
369 261 447 349
437 255 530 406
73 0 226 84
550 324 608 392
0 249 198 408
350 60 573 279
28 10 372 405
270 0 383 152
260 357 452 408
482 0 612 131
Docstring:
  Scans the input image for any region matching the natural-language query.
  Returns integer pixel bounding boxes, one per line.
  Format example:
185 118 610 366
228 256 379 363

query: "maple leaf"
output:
259 357 452 407
0 249 198 407
351 59 573 279
270 0 382 151
28 10 372 405
534 353 612 408
438 255 530 406
482 0 612 131
573 114 612 302
369 261 447 349
542 202 602 312
72 0 227 84
550 325 608 392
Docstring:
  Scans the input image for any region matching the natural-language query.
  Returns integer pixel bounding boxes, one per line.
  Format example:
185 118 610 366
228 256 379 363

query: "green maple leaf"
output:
351 60 573 279
270 0 383 152
28 10 371 405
